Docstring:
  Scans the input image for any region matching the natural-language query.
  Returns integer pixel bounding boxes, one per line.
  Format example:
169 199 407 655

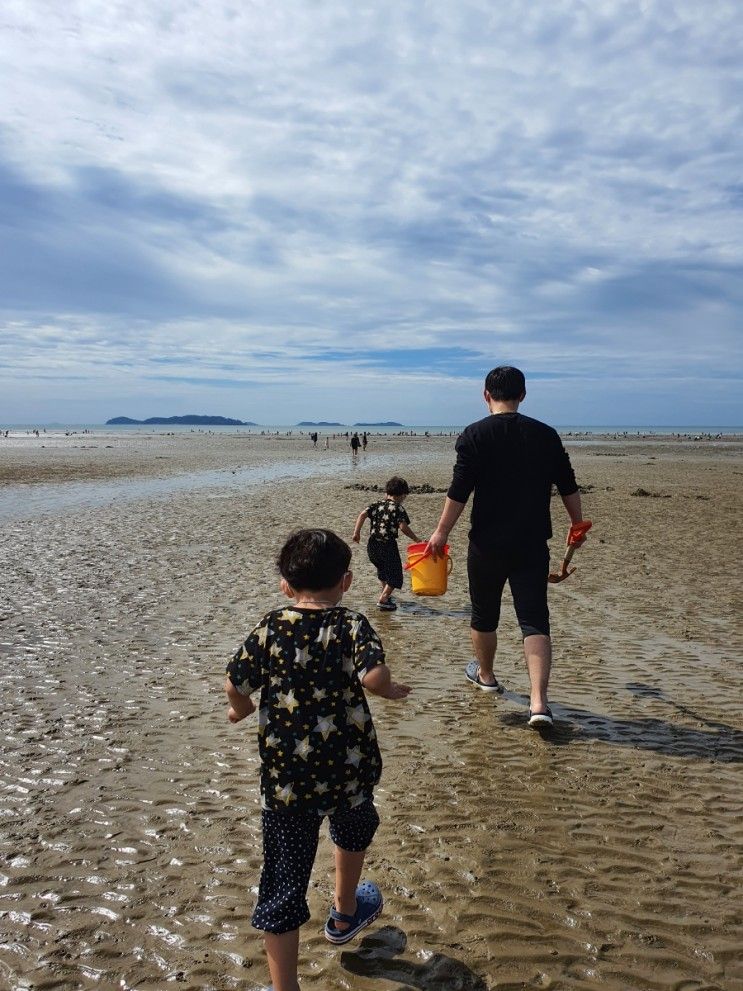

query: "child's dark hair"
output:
277 529 351 591
385 476 410 496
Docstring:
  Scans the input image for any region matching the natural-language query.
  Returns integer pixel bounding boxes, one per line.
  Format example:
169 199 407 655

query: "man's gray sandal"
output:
528 707 553 727
465 659 502 693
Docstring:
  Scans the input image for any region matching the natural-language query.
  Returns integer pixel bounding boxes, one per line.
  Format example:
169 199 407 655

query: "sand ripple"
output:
0 438 741 990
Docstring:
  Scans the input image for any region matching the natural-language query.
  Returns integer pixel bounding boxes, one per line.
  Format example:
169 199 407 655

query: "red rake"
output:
548 520 593 584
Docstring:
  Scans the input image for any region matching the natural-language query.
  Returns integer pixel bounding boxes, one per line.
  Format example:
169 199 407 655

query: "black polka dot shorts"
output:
251 799 380 934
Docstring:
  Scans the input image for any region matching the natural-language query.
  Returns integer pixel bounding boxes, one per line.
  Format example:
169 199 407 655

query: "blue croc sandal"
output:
324 880 383 944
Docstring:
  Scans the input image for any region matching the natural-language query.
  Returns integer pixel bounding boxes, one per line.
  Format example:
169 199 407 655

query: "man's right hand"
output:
425 528 448 560
425 498 465 559
566 519 592 547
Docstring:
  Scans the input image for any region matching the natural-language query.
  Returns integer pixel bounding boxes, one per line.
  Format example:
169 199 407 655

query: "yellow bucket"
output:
405 543 453 596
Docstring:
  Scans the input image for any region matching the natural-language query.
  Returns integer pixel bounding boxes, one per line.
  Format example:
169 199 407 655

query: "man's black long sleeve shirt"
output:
447 412 578 549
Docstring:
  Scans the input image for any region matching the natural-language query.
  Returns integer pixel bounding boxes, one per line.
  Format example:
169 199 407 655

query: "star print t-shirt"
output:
367 500 410 542
226 606 385 814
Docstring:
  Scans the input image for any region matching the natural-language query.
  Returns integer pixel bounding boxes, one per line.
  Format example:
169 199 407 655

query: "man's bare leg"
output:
470 629 498 686
523 634 551 712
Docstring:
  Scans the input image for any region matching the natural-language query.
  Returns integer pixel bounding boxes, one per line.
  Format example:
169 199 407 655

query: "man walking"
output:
425 366 585 727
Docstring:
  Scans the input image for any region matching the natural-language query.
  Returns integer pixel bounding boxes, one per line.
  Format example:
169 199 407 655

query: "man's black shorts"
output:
467 540 550 637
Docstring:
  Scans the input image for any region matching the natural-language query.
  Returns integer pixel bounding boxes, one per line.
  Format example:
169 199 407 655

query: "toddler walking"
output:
352 476 420 610
224 528 411 991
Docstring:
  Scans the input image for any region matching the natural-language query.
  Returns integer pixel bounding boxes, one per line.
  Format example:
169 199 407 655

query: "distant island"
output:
106 415 255 426
354 421 403 426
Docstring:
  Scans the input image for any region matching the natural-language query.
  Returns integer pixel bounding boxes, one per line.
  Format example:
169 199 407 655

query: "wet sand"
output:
1 433 742 990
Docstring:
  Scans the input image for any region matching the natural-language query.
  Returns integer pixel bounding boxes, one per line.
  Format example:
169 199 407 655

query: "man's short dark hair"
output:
385 476 410 496
485 366 526 401
277 529 351 591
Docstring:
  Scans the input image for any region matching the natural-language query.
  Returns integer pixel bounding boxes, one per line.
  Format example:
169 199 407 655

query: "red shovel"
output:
548 520 593 583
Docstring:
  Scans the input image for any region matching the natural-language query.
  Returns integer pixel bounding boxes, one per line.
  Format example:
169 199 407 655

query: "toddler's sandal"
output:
324 880 383 944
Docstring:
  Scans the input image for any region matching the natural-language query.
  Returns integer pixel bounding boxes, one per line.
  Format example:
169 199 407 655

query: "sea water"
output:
0 446 446 522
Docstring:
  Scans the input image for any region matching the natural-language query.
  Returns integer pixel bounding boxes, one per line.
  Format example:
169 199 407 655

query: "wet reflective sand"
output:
1 433 741 990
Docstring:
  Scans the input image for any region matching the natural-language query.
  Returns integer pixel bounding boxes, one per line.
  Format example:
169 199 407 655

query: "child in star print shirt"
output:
352 475 420 611
225 528 410 991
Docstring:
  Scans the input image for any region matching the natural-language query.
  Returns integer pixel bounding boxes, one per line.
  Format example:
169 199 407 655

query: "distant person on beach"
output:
350 432 361 457
425 366 586 727
310 431 318 447
352 477 421 611
362 432 368 450
224 528 411 991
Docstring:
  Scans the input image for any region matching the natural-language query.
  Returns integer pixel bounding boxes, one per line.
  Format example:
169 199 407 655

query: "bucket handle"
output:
404 549 453 573
404 551 428 571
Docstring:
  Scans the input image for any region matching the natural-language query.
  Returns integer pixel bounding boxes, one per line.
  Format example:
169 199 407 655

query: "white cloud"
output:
0 0 741 423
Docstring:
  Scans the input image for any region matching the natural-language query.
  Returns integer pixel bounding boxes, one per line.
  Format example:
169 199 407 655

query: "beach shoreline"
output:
1 435 741 990
1 427 741 489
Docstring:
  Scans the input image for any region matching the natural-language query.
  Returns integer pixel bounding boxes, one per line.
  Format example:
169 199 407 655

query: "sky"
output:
1 0 741 426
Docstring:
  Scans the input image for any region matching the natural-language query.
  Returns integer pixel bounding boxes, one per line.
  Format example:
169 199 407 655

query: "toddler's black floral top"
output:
367 499 410 541
227 606 385 814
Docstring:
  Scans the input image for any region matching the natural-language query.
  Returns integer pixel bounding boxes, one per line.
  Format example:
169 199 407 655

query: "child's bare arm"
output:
361 664 411 700
399 522 420 543
224 677 256 723
352 510 368 543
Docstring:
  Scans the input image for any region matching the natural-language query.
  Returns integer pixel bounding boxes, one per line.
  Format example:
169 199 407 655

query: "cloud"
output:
0 0 741 424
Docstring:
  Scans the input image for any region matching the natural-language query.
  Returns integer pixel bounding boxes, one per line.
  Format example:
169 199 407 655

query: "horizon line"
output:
2 420 742 430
